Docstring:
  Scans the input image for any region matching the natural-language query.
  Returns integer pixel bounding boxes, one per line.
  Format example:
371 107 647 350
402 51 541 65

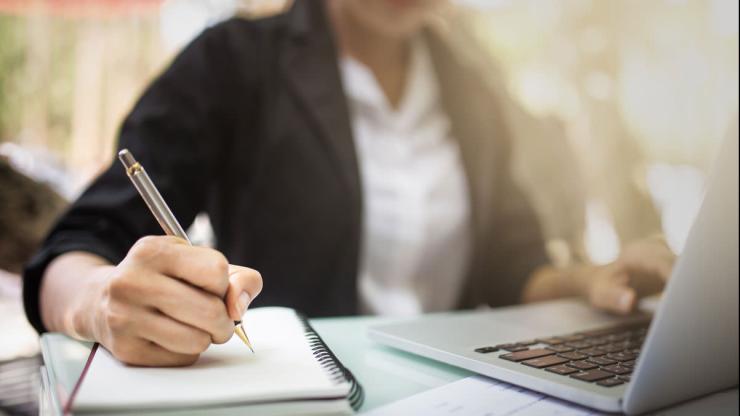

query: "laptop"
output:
369 134 738 415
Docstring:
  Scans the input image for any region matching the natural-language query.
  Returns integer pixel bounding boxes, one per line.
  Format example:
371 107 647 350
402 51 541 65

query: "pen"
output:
118 149 254 353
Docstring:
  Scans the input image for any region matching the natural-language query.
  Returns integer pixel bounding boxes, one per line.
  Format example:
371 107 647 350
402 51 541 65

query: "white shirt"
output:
339 38 472 316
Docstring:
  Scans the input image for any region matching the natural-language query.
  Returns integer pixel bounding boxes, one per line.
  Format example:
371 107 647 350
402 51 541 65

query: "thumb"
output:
224 265 263 321
590 273 637 315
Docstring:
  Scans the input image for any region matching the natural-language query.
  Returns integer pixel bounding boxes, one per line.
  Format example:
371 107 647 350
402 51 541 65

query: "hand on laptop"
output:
585 236 675 314
523 235 675 315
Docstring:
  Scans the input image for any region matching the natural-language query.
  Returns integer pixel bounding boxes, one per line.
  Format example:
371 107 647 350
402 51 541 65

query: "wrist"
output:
70 265 114 341
41 252 113 341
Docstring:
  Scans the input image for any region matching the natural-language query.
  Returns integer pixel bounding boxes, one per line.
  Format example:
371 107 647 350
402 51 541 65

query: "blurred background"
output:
0 1 737 412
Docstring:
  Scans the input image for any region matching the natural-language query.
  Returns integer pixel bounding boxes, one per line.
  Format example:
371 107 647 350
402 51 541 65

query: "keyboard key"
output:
500 348 554 362
517 340 538 346
571 369 614 382
618 375 631 382
587 356 617 366
622 360 636 367
605 333 630 342
567 360 598 370
565 341 591 349
587 337 609 346
536 337 565 345
602 365 632 375
496 343 528 352
546 364 579 375
509 346 529 352
522 355 570 368
474 346 499 354
597 377 625 387
598 344 627 353
606 351 638 362
558 351 588 360
546 345 574 353
495 343 516 349
626 341 643 349
578 347 606 357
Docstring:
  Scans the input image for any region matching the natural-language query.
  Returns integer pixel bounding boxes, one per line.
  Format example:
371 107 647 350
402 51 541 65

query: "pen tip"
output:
234 323 255 353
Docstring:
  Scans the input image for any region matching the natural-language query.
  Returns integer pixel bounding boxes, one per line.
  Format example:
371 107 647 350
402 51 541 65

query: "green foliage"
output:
0 15 27 142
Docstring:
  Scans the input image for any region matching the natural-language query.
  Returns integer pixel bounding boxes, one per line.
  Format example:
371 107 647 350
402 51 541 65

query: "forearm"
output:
521 264 597 303
40 252 114 340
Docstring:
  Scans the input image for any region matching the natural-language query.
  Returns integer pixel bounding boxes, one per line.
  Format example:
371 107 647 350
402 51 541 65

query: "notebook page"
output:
74 307 350 411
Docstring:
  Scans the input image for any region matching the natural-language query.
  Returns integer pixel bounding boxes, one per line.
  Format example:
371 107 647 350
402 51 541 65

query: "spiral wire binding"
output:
298 313 365 411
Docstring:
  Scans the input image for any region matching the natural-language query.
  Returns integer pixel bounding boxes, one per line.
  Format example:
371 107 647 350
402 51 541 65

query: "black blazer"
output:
24 0 548 332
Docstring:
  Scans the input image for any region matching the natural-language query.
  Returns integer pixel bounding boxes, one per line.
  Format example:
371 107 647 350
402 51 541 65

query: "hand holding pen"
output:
58 150 263 368
118 149 256 353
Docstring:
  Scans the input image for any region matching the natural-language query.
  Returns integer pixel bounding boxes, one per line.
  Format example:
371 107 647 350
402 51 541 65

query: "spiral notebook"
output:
40 307 363 415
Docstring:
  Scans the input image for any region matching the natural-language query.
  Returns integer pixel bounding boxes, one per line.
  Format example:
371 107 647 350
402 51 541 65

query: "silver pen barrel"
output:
118 149 191 243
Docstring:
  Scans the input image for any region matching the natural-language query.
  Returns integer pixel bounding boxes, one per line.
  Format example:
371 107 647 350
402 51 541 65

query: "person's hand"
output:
89 236 262 366
585 236 675 314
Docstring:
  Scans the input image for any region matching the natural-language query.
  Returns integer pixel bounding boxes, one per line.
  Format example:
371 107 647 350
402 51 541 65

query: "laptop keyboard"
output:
474 320 649 388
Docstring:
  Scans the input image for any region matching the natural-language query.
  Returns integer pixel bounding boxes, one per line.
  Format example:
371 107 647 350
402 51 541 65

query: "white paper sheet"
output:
362 375 603 416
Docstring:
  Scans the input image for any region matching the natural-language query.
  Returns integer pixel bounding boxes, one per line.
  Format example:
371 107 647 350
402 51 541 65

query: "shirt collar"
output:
339 36 440 132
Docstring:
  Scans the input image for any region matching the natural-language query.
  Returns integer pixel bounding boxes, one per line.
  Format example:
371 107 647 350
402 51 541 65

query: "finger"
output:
617 253 670 297
628 271 666 298
129 236 230 296
144 274 233 344
224 265 263 321
132 308 213 355
621 239 676 282
590 274 637 315
655 257 675 281
117 338 200 367
628 256 674 282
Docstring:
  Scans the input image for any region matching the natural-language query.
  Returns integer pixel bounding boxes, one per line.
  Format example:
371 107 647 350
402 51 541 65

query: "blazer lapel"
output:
280 1 361 206
427 29 516 308
426 30 501 250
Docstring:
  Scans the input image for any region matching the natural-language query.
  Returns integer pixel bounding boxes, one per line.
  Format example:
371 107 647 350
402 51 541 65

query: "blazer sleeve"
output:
484 169 551 307
23 23 247 333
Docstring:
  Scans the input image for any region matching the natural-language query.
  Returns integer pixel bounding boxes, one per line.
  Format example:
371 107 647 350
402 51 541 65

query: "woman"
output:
24 0 673 366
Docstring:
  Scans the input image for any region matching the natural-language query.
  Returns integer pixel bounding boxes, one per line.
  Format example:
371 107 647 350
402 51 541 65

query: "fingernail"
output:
238 292 251 316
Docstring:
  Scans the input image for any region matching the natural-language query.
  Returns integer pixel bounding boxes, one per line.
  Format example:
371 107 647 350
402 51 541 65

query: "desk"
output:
311 315 739 415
